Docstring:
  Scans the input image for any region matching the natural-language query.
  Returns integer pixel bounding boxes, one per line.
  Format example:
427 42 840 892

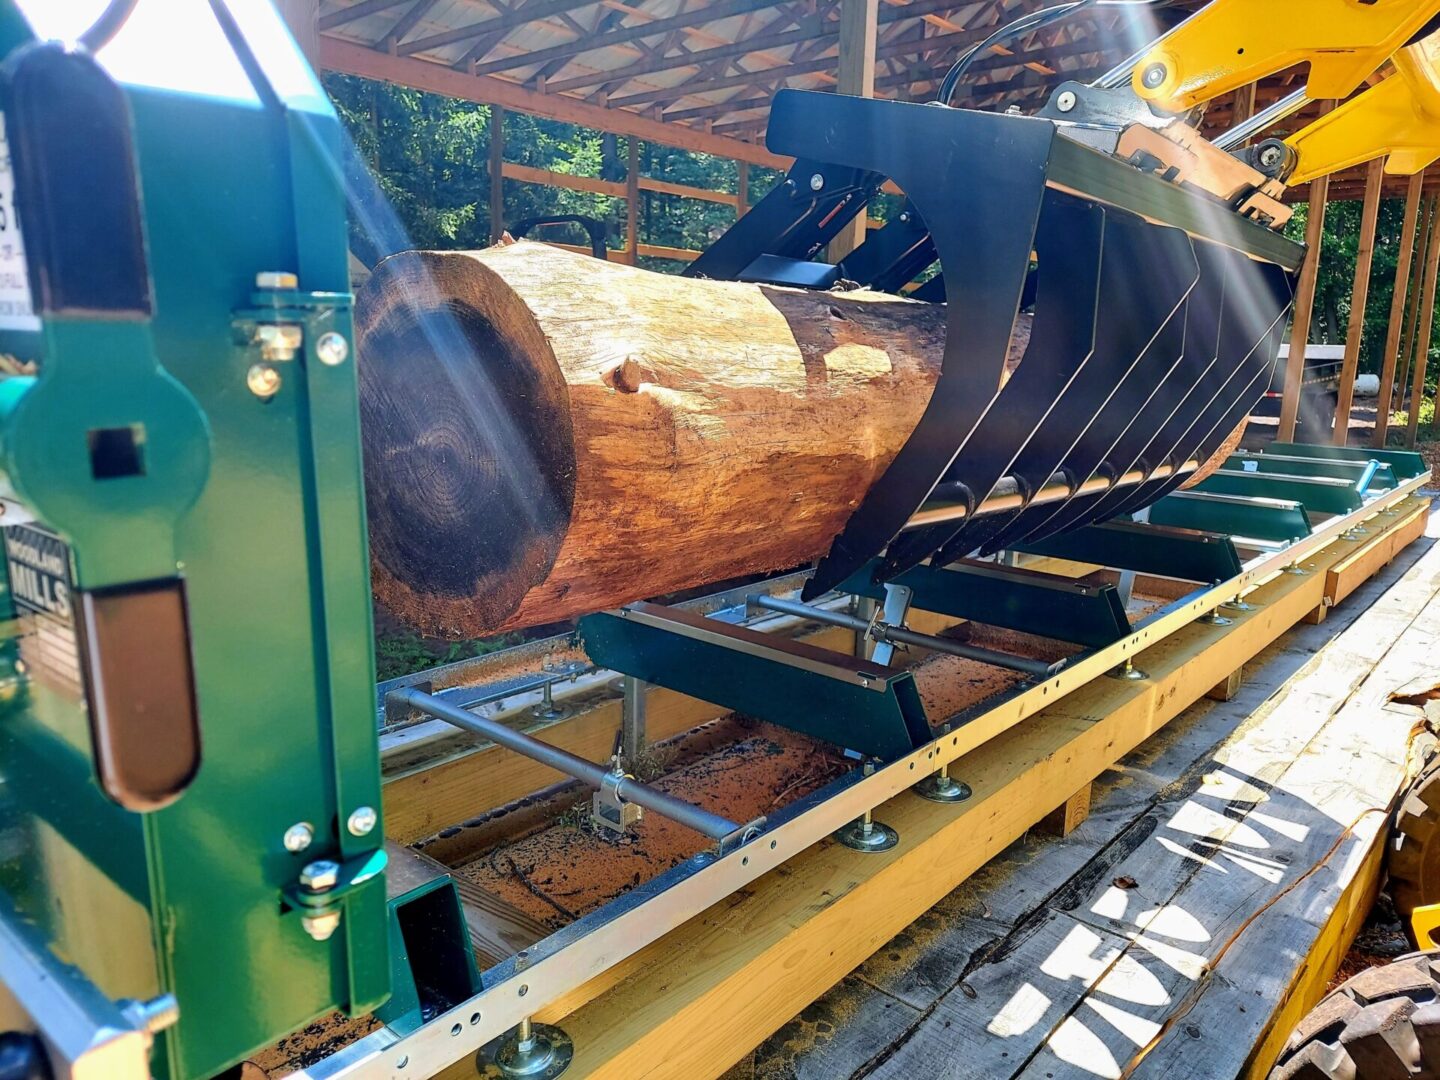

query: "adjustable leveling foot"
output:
480 1017 574 1079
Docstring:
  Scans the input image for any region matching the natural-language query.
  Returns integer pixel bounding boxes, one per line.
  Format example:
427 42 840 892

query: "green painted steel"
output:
1195 469 1364 516
376 877 483 1036
837 559 1131 649
579 610 932 761
0 4 390 1078
1266 441 1429 482
1226 452 1396 490
1012 519 1244 583
1148 492 1313 543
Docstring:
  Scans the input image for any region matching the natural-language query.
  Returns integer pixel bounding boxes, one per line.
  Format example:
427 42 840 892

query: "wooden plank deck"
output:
720 504 1440 1080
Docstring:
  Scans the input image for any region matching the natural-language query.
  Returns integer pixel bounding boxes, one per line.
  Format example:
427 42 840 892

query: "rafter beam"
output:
380 0 440 50
471 0 1017 80
318 0 412 31
319 36 792 168
397 0 604 56
547 13 826 93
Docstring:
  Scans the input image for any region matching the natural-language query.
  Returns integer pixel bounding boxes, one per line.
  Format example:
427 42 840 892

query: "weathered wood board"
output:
531 499 1436 1080
723 503 1440 1080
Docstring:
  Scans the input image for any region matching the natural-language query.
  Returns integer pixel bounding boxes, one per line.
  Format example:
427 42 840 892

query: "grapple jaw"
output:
687 89 1303 600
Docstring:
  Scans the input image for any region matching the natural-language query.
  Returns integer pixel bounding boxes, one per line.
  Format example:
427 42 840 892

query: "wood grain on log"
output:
358 242 1233 639
358 241 946 638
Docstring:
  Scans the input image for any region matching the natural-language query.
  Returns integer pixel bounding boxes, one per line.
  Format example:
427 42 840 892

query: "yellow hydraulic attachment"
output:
1412 902 1440 949
1129 0 1440 189
1134 0 1440 113
1286 31 1440 184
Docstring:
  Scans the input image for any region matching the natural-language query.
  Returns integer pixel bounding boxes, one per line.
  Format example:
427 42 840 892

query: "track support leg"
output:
1041 783 1092 838
1207 666 1244 702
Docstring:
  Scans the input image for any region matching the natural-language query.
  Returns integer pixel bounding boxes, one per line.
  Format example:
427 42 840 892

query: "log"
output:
356 242 1232 639
357 241 947 638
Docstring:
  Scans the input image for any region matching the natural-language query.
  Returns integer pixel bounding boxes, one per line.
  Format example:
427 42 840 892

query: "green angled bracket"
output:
579 602 932 761
1266 441 1429 482
1149 490 1312 543
836 558 1131 649
375 874 483 1037
1011 518 1244 583
1194 468 1364 517
1226 451 1396 490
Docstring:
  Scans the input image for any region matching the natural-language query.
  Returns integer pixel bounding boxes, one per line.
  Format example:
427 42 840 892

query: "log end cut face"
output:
357 251 576 636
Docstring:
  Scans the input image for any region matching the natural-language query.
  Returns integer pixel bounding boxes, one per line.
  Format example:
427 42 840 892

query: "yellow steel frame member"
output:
1132 0 1440 187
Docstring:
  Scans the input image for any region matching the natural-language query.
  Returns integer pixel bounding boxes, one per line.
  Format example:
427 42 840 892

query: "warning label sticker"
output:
0 113 40 333
5 525 82 703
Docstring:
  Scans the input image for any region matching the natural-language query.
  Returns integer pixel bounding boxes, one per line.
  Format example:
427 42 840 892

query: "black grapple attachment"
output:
686 89 1302 601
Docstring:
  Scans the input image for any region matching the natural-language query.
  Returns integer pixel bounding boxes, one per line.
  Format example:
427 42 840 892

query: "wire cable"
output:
78 0 140 52
937 0 1167 108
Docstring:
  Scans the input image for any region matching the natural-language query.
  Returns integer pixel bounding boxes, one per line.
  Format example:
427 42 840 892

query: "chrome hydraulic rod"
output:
389 688 740 841
1213 87 1309 150
903 459 1199 533
748 595 1059 679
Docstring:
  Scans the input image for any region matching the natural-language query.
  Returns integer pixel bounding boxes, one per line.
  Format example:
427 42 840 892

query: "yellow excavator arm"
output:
1131 0 1440 186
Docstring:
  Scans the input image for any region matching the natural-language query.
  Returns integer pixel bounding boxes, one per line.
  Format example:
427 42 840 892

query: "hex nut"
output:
299 859 341 892
302 911 343 942
255 271 299 290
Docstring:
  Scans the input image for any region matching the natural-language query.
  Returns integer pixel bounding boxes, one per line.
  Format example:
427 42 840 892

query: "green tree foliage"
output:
324 73 786 269
1285 194 1437 396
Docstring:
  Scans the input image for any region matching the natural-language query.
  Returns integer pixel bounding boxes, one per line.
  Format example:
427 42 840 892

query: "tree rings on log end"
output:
357 251 576 637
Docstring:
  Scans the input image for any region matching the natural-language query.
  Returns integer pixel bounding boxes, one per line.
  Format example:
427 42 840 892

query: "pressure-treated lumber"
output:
1278 160 1330 442
1408 193 1440 447
512 499 1432 1080
1374 171 1425 448
1332 156 1384 445
384 841 548 969
357 240 947 638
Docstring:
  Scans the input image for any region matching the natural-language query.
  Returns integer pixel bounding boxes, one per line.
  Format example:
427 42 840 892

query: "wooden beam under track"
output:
509 498 1431 1080
318 37 791 169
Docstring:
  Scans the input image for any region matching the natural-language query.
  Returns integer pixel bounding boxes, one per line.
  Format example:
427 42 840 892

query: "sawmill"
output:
3 0 1440 1078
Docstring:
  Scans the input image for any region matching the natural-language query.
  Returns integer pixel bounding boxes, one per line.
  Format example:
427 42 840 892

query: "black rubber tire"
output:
1391 756 1440 948
1269 951 1440 1079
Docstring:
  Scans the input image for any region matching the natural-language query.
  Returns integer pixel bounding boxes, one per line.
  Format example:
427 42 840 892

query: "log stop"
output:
356 241 1234 639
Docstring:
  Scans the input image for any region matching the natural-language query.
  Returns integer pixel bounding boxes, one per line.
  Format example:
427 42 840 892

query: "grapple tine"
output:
992 227 1200 549
755 94 1056 601
952 216 1197 558
1065 242 1234 529
1104 263 1296 518
883 195 1107 574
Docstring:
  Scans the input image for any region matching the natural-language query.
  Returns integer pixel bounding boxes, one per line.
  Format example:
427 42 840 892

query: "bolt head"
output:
1259 144 1283 168
316 331 349 366
302 910 342 942
283 822 315 853
247 363 282 398
346 805 377 836
1056 90 1077 113
808 173 825 192
299 859 341 892
255 323 303 362
1142 63 1167 90
256 271 299 290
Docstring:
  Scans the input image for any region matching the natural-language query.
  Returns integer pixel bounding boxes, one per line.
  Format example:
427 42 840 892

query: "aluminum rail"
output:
748 594 1059 679
904 460 1199 532
388 688 741 841
305 473 1431 1080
